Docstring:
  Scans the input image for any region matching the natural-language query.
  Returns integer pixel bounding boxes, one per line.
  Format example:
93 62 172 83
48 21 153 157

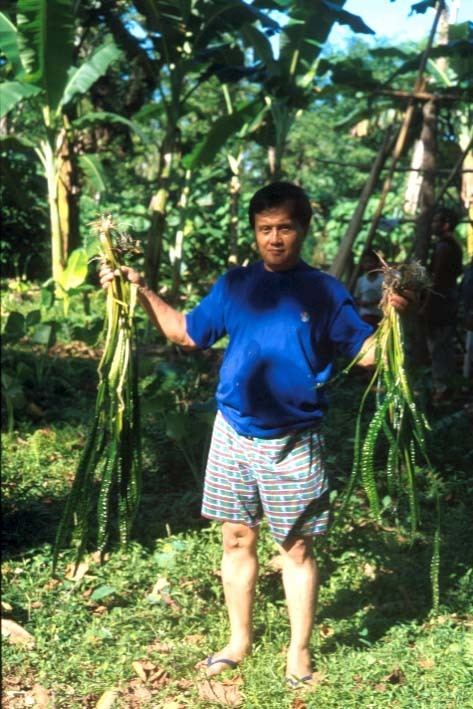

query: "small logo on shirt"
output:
300 311 310 322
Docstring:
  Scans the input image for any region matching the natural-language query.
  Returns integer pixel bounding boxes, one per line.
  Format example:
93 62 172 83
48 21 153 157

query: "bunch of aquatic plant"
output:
53 217 142 570
334 257 441 609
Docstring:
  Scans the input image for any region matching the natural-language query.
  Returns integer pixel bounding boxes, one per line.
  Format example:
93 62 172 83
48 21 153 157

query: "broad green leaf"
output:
0 81 41 117
90 584 116 602
16 0 74 112
31 323 55 347
0 134 36 151
0 11 22 76
3 311 26 341
26 309 41 328
183 101 265 170
79 154 107 194
57 248 88 292
320 1 374 35
72 111 147 143
410 0 436 14
59 41 122 110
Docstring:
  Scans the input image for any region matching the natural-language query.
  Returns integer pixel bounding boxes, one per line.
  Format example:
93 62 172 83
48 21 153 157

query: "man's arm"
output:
100 264 198 349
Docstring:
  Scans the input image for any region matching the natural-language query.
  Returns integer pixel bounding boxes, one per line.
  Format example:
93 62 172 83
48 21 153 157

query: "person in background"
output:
354 249 385 328
461 256 473 381
421 207 463 402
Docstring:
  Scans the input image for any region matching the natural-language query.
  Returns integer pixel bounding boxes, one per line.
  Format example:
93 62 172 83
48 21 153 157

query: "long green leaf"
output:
59 41 122 110
0 80 40 117
183 100 265 170
72 111 147 143
17 0 74 112
0 11 23 76
79 154 107 194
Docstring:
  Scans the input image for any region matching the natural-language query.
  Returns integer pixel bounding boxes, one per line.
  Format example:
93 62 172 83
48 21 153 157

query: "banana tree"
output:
249 0 375 179
122 0 278 290
0 0 124 285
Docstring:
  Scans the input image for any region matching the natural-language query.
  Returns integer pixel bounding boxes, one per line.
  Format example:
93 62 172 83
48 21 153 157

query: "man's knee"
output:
280 536 313 565
222 522 258 554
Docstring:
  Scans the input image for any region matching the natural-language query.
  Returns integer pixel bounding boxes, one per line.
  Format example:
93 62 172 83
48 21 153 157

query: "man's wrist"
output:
137 278 149 292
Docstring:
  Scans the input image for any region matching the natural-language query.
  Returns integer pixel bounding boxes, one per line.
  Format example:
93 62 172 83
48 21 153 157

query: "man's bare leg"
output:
205 521 259 677
279 536 318 680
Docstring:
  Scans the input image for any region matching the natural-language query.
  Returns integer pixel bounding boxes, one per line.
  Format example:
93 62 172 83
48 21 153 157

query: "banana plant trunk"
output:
145 132 176 291
169 169 191 302
57 128 80 258
41 137 65 285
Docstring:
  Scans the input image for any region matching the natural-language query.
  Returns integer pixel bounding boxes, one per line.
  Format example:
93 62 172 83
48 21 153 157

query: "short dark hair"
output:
248 181 312 231
433 207 460 230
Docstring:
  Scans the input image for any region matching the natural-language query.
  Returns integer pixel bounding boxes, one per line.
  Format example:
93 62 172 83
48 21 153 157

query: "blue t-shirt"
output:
186 260 372 438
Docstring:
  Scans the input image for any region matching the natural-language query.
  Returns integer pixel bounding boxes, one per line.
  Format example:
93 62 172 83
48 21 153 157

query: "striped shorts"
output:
201 411 330 543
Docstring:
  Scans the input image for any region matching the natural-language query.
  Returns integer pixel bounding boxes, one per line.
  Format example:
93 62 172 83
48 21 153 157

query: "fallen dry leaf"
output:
161 701 186 709
291 698 308 709
152 577 170 594
95 688 119 708
1 601 13 612
32 684 51 708
65 561 89 581
197 679 243 707
132 661 150 682
1 618 35 647
374 682 388 692
418 658 435 669
174 679 194 690
184 633 205 646
146 639 173 653
319 624 334 638
363 563 377 580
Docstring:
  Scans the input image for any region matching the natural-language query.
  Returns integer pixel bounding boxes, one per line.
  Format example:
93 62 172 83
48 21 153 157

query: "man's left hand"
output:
387 289 416 313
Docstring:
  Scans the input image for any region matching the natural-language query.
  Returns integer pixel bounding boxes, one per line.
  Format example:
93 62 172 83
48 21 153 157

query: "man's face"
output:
254 205 307 272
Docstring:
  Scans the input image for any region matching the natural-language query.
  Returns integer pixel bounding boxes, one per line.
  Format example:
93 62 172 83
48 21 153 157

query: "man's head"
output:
248 182 312 232
431 207 459 237
360 249 380 273
248 182 312 272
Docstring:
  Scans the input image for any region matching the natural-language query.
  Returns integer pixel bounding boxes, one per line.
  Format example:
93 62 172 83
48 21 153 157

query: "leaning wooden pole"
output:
348 0 445 290
330 129 394 280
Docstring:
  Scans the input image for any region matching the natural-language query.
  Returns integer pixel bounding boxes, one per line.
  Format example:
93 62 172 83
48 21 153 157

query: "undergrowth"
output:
2 342 472 708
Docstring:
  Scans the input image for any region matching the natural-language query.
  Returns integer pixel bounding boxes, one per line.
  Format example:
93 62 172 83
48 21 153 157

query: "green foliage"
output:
16 0 74 111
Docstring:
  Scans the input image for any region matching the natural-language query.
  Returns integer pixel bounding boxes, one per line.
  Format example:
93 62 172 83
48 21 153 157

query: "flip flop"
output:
206 656 238 670
286 674 314 689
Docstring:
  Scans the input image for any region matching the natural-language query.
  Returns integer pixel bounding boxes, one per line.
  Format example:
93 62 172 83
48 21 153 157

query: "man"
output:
100 182 409 686
422 207 463 401
354 249 385 327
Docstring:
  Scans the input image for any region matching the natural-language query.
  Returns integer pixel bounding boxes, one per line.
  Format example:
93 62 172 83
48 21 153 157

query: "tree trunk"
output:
169 169 191 302
145 132 175 291
330 129 394 281
56 128 80 260
41 138 65 284
414 99 438 264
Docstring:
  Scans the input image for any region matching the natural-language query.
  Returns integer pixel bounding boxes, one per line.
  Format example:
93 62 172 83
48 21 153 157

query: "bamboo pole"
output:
329 129 394 280
347 0 446 291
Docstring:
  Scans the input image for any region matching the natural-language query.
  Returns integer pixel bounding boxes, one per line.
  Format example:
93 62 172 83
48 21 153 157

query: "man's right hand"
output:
99 261 145 290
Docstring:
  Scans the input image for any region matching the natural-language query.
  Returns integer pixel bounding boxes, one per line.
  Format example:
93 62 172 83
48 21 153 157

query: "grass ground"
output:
2 340 473 708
